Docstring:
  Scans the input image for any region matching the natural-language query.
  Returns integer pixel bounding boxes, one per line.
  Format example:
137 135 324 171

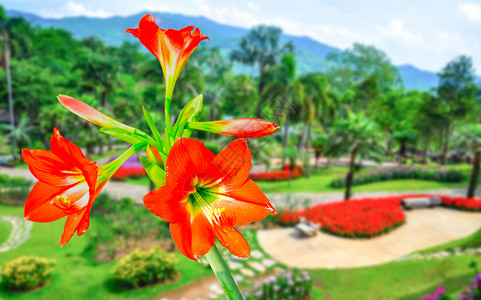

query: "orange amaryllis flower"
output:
125 14 209 100
188 118 280 138
22 128 100 246
143 138 276 261
22 128 142 246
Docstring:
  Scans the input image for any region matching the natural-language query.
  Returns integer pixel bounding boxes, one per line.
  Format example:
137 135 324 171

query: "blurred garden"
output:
1 2 481 300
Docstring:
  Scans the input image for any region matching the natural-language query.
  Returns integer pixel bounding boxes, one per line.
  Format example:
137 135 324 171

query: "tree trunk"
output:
314 151 321 173
422 138 430 164
210 102 215 121
400 141 406 165
281 112 290 166
467 153 480 198
344 149 357 200
288 157 295 187
3 29 16 160
257 70 266 118
441 124 450 165
304 124 312 178
98 137 104 156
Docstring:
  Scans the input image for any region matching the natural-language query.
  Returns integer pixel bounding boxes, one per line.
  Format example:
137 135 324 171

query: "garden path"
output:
257 207 481 269
1 165 479 207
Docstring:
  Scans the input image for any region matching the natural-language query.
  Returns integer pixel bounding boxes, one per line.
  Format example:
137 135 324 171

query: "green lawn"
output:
417 228 481 255
0 219 11 244
310 254 480 299
0 205 212 300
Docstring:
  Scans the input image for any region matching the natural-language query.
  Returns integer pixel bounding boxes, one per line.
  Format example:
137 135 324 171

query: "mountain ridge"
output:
7 9 441 90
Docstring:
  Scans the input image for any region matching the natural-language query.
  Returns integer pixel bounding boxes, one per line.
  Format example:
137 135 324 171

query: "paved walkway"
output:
1 166 480 208
258 207 481 269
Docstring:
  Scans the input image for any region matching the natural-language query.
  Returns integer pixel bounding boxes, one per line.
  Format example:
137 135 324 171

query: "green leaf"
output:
139 157 166 188
100 127 145 144
142 106 164 147
172 94 203 138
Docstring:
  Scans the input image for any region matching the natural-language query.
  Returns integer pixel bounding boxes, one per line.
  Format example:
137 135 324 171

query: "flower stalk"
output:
204 245 243 300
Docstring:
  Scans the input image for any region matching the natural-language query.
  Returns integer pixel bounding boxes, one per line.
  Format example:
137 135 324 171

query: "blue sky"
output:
2 0 480 74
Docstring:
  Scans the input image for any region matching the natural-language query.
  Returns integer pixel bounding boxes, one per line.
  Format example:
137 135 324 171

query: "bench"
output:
295 218 320 237
401 197 442 210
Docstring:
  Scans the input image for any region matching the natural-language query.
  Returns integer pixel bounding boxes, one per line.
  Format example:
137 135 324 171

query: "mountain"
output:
8 9 439 91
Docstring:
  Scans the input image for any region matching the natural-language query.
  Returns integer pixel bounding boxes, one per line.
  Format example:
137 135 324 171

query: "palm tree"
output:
230 25 294 117
0 114 34 156
452 125 481 198
325 113 384 200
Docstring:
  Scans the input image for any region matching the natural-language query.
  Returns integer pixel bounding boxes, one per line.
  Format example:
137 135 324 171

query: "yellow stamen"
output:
56 195 71 207
208 207 225 222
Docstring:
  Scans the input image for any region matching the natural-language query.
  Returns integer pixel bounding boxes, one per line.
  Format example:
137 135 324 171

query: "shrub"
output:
112 247 178 289
249 164 303 181
275 210 301 226
245 269 312 300
0 256 56 291
330 166 464 188
302 196 411 238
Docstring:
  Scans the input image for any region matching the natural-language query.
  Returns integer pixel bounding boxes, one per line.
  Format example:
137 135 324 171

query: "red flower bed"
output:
275 210 301 226
438 195 481 211
301 195 417 238
249 164 303 181
112 167 146 180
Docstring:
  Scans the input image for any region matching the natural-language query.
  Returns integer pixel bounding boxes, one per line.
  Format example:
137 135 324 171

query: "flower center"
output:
187 179 225 224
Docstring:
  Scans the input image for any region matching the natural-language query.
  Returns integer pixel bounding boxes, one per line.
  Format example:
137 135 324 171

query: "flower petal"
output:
212 139 251 192
49 128 98 190
215 179 276 226
24 181 89 222
125 14 163 62
166 138 215 185
24 182 68 222
60 209 87 247
213 224 250 258
170 214 214 261
22 148 82 186
57 95 115 127
143 184 188 223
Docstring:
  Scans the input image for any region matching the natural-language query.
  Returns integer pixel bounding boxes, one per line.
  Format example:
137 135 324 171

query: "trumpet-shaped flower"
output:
125 14 209 100
143 138 276 261
22 128 143 246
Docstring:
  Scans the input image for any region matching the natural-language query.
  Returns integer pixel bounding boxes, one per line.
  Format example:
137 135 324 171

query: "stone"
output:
228 260 242 270
249 261 266 273
234 275 244 282
262 258 276 268
240 268 255 277
251 250 264 259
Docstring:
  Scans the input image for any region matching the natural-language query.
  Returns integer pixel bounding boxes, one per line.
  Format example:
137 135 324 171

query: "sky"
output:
2 0 480 74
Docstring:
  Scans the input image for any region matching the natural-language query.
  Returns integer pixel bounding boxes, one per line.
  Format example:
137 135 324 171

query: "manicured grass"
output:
0 205 212 300
0 219 11 244
417 228 481 255
309 254 480 299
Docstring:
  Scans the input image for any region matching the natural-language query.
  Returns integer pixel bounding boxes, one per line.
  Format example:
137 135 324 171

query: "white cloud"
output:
377 19 424 45
457 2 481 22
39 1 112 18
247 2 261 11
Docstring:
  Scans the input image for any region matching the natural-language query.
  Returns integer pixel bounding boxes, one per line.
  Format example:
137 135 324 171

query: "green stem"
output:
165 97 172 149
204 245 243 300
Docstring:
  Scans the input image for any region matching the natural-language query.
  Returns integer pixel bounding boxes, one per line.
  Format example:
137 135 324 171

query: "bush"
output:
112 247 178 289
0 256 56 291
275 210 301 226
303 196 410 238
0 175 32 205
249 164 303 181
245 269 312 300
330 166 465 188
